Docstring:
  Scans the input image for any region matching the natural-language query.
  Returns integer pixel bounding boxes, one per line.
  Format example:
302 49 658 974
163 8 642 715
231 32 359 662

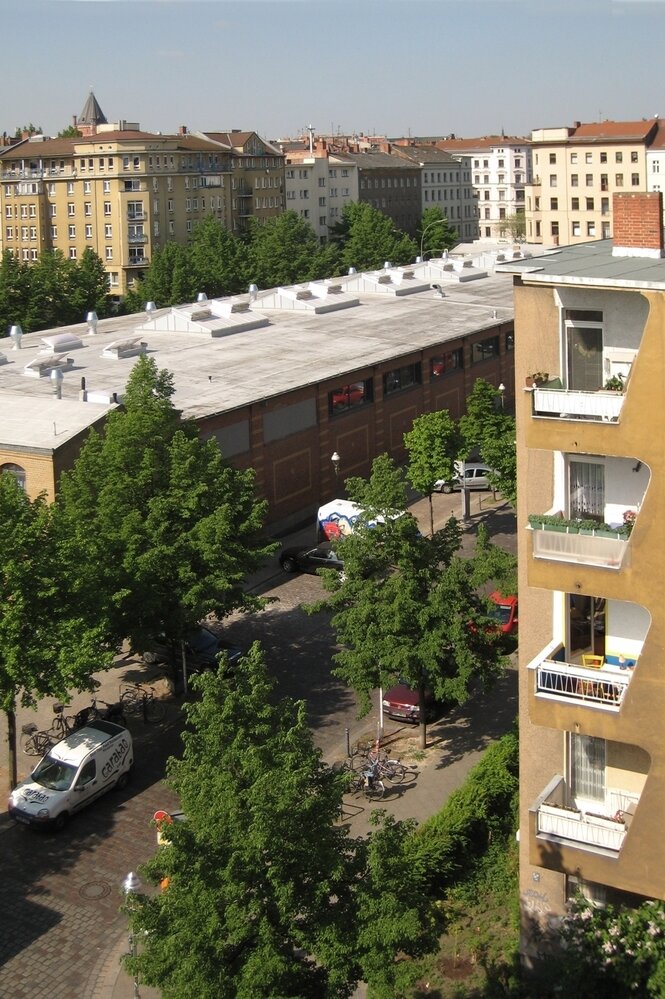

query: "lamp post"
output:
498 382 506 410
122 871 143 999
331 451 341 494
420 217 450 262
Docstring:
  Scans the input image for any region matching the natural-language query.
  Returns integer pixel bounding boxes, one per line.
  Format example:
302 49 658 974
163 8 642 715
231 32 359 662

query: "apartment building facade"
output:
502 192 665 965
428 136 531 241
525 119 661 247
389 143 478 242
282 139 358 241
0 113 284 299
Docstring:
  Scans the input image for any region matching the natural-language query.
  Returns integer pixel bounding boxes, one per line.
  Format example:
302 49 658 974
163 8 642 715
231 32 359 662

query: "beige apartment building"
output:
500 192 665 966
0 98 285 300
525 119 662 246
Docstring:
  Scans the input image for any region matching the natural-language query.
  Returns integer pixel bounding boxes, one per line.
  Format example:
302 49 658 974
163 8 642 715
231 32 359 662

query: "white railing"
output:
529 526 628 569
533 776 632 853
533 387 624 422
535 659 631 709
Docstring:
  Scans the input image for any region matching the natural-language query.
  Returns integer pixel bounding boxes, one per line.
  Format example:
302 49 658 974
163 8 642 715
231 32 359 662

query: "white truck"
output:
8 719 133 831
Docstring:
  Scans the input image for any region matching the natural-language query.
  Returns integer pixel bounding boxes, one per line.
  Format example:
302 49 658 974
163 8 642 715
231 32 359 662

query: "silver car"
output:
435 463 493 493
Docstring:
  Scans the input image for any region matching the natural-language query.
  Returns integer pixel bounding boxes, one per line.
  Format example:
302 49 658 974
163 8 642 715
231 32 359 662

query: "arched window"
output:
0 463 26 490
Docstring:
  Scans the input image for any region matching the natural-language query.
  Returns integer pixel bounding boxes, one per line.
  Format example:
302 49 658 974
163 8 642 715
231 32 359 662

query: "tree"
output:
331 203 417 272
69 247 110 318
460 379 517 506
57 125 82 139
124 242 191 311
0 249 29 337
498 212 526 242
55 356 274 667
404 409 462 536
126 644 438 998
416 206 457 259
0 473 112 788
246 211 336 288
188 215 249 298
22 249 77 331
312 455 507 748
14 123 42 138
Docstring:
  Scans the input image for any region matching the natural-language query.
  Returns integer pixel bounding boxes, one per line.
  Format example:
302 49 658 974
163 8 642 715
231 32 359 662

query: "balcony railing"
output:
126 256 148 267
534 657 632 709
532 775 637 854
532 386 624 422
127 212 145 222
128 234 147 243
528 522 629 569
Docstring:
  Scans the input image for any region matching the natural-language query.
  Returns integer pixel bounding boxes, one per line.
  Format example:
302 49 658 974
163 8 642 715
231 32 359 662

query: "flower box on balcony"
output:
527 514 629 540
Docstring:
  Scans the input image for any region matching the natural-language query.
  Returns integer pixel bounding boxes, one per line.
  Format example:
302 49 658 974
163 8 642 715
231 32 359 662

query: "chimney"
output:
73 115 78 128
178 125 187 135
612 192 664 258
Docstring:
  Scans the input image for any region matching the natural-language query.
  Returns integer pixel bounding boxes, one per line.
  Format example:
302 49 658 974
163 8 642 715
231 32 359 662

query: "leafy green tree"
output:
0 473 112 788
14 123 42 138
459 379 517 506
404 410 462 536
69 247 110 318
313 455 507 748
22 249 77 330
55 356 274 668
0 249 29 337
498 212 526 242
416 206 457 259
246 211 336 288
188 215 249 298
57 125 82 139
331 203 417 272
126 644 438 999
124 242 191 311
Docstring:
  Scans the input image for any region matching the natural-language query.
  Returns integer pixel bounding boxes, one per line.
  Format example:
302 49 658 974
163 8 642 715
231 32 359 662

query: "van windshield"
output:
32 755 77 791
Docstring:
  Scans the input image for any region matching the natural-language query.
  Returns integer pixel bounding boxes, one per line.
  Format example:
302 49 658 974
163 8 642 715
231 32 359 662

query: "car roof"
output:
48 721 126 767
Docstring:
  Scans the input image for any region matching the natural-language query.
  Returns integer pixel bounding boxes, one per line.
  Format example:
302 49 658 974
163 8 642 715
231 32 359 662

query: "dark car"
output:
143 626 242 671
279 542 344 574
382 681 442 723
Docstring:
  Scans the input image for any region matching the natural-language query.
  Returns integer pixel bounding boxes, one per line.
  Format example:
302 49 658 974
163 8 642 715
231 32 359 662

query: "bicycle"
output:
50 703 77 742
20 723 54 757
120 682 166 724
347 761 385 801
357 744 410 785
73 698 127 730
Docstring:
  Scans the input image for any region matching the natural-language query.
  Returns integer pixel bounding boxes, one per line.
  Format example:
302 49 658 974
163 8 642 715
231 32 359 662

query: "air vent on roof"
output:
41 332 84 352
102 338 147 359
24 353 75 378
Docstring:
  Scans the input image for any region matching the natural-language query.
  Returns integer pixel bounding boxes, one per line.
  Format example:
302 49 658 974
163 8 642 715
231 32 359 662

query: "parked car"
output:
8 720 133 831
143 626 242 671
435 463 494 493
488 591 519 636
382 681 443 723
279 542 345 574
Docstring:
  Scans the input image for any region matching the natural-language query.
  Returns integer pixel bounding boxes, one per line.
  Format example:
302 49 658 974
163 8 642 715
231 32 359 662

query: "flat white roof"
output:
0 260 515 436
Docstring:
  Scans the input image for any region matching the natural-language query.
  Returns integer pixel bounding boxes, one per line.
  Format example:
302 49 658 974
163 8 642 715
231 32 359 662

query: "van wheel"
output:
281 556 297 573
116 769 131 791
52 812 68 832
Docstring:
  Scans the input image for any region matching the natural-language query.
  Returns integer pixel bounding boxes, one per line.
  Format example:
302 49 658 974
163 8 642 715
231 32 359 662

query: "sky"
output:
2 0 665 143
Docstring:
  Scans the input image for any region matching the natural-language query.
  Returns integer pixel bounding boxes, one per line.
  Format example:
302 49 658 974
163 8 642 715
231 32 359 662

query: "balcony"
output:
532 775 637 855
533 654 634 711
531 384 624 422
528 519 630 569
128 234 147 244
127 212 145 222
126 256 149 267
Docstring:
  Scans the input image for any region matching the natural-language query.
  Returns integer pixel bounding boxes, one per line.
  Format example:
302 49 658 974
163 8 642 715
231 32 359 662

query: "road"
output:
0 489 517 999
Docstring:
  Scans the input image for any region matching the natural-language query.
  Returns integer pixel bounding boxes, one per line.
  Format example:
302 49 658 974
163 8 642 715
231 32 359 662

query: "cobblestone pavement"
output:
0 669 181 999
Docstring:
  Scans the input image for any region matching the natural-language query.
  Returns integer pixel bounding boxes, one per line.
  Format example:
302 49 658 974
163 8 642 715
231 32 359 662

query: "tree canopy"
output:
404 409 462 536
331 202 417 272
460 378 517 506
127 644 438 998
311 454 507 747
416 206 458 259
55 356 274 662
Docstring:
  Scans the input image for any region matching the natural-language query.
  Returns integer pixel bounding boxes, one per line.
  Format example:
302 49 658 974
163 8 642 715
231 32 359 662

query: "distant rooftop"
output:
498 239 665 289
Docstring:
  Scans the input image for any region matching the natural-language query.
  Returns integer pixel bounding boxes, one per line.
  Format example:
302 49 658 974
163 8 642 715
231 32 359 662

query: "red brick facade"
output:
613 192 664 252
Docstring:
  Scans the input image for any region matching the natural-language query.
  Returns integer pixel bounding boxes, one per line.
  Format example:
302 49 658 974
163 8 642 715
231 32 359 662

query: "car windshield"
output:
491 604 512 625
188 629 218 655
32 755 77 791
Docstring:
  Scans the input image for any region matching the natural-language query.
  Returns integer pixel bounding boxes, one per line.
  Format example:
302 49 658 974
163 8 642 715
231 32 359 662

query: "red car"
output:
488 592 518 636
382 681 442 723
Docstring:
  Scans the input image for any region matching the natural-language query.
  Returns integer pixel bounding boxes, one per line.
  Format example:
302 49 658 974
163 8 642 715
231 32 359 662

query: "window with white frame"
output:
85 224 92 239
69 247 77 259
104 224 112 238
104 201 112 215
68 224 76 238
570 733 605 803
105 246 113 260
67 182 74 194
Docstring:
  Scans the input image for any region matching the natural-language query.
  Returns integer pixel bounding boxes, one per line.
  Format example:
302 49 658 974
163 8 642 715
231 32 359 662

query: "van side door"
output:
71 758 100 811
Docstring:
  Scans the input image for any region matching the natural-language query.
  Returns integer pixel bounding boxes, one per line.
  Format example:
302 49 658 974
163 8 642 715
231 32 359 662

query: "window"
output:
104 224 112 238
550 197 558 210
0 463 26 489
570 733 605 802
549 152 557 164
84 181 91 194
104 201 112 215
615 151 623 163
431 349 463 377
85 224 92 239
105 246 113 260
67 181 74 195
5 226 12 240
318 196 326 206
631 151 639 163
168 220 175 235
103 180 110 193
602 221 611 238
21 226 29 240
571 197 580 210
600 152 607 163
505 331 514 352
69 247 77 259
570 174 578 187
586 174 593 186
67 203 75 216
127 201 144 220
68 224 76 238
616 174 624 187
328 379 373 415
318 177 326 187
585 152 592 164
600 174 608 191
586 197 594 210
587 221 596 236
109 272 119 287
601 197 609 215
84 202 92 216
471 336 500 364
631 173 640 186
653 161 660 174
383 363 422 396
167 199 174 212
572 221 580 236
570 152 577 163
319 215 326 226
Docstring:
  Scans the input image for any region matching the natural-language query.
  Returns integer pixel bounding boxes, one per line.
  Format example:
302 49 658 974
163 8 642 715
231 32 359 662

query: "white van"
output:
8 720 133 831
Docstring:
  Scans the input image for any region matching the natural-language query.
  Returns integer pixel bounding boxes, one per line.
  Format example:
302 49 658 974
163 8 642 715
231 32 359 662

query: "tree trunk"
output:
418 684 428 750
6 705 17 791
428 494 434 538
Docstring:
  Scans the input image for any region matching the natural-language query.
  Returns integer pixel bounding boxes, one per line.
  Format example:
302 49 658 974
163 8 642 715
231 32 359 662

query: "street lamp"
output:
122 871 143 999
420 217 450 261
498 383 506 410
331 451 341 489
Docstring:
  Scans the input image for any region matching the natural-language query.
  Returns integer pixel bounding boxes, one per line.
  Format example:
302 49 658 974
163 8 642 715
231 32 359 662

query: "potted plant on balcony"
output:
525 371 549 388
604 373 625 392
622 509 637 536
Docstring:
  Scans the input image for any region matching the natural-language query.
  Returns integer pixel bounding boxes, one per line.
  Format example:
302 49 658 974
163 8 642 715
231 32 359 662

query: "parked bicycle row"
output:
334 742 419 802
20 682 166 756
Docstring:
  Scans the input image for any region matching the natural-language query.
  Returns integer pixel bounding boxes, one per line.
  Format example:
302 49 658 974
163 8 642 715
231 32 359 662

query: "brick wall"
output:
613 192 664 254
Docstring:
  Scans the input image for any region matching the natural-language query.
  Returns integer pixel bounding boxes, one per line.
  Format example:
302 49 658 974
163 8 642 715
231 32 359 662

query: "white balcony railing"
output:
532 387 624 422
532 776 637 854
535 658 632 709
529 525 629 569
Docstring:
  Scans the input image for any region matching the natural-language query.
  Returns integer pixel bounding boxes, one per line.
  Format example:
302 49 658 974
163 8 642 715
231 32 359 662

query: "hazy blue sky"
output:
4 0 665 142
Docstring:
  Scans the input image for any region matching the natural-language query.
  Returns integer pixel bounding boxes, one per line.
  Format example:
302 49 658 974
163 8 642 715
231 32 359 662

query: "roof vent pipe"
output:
144 301 156 320
348 267 357 275
9 324 22 350
86 311 98 335
196 292 208 303
248 284 258 302
51 368 64 399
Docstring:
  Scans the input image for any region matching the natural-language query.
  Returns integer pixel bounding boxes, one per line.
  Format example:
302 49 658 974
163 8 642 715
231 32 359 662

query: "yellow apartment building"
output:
0 112 285 300
526 119 662 247
501 192 665 965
